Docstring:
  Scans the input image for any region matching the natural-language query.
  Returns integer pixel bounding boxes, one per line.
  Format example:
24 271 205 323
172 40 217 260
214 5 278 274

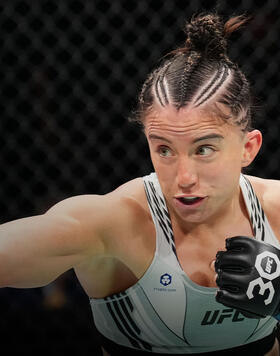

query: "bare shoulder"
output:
48 177 149 222
245 174 280 238
104 176 152 231
245 174 280 203
47 177 147 212
46 177 151 252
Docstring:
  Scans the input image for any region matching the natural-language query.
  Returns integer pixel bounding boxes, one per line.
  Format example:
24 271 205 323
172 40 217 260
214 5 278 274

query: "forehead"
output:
144 105 232 137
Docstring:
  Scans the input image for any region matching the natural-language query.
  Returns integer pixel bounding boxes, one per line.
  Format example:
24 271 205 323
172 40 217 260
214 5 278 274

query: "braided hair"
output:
132 13 252 132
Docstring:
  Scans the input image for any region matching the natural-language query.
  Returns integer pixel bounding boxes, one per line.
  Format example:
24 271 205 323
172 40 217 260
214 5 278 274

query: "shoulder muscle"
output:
245 175 280 239
46 177 149 255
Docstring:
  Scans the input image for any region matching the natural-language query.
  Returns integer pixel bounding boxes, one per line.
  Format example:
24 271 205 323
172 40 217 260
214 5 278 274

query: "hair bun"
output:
184 13 250 60
184 13 227 59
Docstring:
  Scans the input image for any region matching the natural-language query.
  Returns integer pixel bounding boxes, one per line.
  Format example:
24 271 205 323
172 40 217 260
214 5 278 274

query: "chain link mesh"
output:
1 1 280 353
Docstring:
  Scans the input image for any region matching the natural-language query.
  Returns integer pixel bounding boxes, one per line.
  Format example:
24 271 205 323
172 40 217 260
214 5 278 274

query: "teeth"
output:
181 197 199 201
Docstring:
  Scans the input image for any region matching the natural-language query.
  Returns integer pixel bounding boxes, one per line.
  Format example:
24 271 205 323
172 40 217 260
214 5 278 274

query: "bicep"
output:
0 189 136 289
0 213 85 288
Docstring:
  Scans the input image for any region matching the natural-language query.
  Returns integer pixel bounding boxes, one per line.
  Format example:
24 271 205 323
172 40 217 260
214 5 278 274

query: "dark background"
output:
0 1 280 354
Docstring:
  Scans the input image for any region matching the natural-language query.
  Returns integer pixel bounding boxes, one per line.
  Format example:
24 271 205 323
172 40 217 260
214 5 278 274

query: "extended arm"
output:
0 194 107 288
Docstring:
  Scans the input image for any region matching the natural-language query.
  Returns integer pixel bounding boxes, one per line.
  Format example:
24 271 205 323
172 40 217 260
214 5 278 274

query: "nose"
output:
176 156 198 190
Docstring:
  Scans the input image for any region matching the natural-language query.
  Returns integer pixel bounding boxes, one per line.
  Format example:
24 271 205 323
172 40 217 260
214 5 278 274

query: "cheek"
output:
204 154 243 192
154 161 176 183
200 149 243 183
150 156 176 190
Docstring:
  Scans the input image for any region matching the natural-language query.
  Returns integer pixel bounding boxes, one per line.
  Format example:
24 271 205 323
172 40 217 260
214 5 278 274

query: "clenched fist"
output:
215 236 280 319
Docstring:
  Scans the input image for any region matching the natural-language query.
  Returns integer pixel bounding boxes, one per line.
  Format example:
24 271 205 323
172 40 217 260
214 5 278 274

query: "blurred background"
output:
0 0 280 354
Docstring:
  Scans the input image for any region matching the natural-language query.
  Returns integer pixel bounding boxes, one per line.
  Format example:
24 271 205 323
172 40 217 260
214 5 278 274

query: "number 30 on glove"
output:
215 236 280 320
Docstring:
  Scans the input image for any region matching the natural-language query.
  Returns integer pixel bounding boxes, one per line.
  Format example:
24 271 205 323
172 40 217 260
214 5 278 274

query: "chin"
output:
172 207 209 224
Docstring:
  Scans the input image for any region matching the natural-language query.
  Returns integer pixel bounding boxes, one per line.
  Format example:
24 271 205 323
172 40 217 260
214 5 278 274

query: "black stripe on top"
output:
105 299 142 349
105 293 152 351
242 176 266 241
144 180 179 260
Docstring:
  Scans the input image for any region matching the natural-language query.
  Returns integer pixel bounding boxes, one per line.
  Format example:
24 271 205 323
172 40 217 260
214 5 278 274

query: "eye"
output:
158 146 172 157
196 146 215 156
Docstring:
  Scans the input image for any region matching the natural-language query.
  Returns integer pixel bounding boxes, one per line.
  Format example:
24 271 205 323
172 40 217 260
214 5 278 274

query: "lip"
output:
174 194 205 199
173 195 207 210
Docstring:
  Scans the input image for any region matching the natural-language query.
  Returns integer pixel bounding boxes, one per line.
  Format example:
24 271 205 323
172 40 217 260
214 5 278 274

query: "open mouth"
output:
177 197 204 205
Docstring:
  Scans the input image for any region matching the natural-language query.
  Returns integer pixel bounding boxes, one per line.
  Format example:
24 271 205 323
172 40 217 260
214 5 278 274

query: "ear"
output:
241 130 262 167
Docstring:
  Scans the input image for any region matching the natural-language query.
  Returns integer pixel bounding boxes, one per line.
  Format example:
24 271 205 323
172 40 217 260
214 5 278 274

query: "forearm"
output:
0 214 82 288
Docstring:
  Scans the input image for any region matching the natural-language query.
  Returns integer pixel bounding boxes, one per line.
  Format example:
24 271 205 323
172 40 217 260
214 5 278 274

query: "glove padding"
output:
215 236 280 318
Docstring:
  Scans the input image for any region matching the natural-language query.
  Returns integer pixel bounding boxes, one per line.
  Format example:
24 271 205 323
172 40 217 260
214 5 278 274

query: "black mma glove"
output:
215 236 280 320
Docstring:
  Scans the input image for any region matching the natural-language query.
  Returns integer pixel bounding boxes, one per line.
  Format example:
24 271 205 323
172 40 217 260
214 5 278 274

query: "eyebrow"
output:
193 133 224 143
148 134 172 143
148 133 224 144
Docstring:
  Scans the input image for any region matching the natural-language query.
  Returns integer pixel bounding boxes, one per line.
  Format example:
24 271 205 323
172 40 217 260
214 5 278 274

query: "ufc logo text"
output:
201 309 244 325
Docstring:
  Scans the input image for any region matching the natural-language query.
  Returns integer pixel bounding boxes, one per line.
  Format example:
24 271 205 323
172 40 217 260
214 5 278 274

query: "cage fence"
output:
0 0 280 354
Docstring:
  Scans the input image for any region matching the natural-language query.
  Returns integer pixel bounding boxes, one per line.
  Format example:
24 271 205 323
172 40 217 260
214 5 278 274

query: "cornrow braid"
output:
178 52 201 108
131 12 253 132
218 69 252 130
138 66 161 108
193 63 224 106
154 72 165 107
154 59 173 107
194 64 230 107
